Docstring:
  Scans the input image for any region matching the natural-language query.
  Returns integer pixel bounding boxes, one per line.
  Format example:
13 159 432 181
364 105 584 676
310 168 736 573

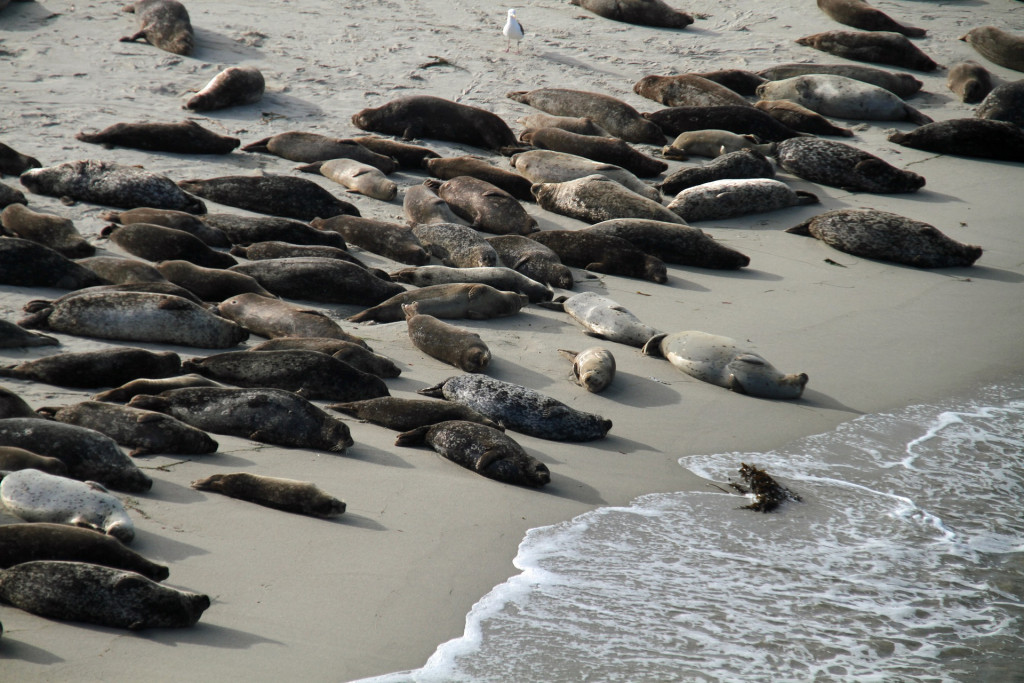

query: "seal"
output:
120 0 194 56
658 148 776 196
887 118 1024 162
691 69 767 97
229 257 404 306
404 303 491 373
540 291 661 347
216 293 368 344
327 397 501 432
0 385 39 420
351 135 441 169
243 132 397 173
396 420 551 487
177 174 358 222
352 95 519 152
128 386 354 452
753 100 854 137
786 209 983 268
774 137 925 193
100 223 237 269
0 318 58 348
298 158 397 200
21 160 206 213
92 373 226 403
0 238 105 290
0 141 41 176
0 468 135 542
816 0 924 37
0 446 68 475
422 177 537 235
582 218 751 269
795 30 938 72
960 26 1024 73
202 213 347 249
643 105 803 142
521 127 667 177
755 75 932 124
182 349 390 401
507 88 665 144
76 120 240 155
248 337 401 378
568 0 693 29
517 113 614 138
666 178 819 222
156 259 275 301
230 241 369 271
40 401 219 457
642 331 809 399
185 66 265 111
101 207 230 248
662 130 775 159
0 181 27 210
390 265 552 303
633 74 752 109
1 203 94 258
558 347 615 393
19 290 249 349
0 346 180 389
0 524 168 581
311 215 429 265
510 149 660 201
403 183 470 226
419 375 612 442
530 229 668 283
425 156 534 202
348 283 528 324
976 80 1024 127
74 256 167 285
191 473 345 518
531 174 685 226
411 222 499 267
756 62 922 99
947 61 993 104
486 234 574 289
0 560 210 629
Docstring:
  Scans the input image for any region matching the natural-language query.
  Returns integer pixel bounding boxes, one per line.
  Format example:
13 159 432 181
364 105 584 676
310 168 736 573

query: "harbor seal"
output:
230 257 404 306
755 74 932 124
312 215 429 265
74 257 168 285
0 469 135 543
947 61 994 104
633 74 752 109
0 181 27 210
156 260 274 301
244 132 397 173
247 337 401 378
177 174 359 222
129 387 354 452
569 0 693 29
887 119 1024 162
298 159 397 201
191 473 345 518
1 204 94 258
202 213 347 249
92 373 225 403
0 319 58 348
643 331 808 399
422 177 536 235
795 30 938 72
403 183 470 226
667 178 819 222
531 174 685 226
229 241 369 271
327 397 501 432
0 346 180 389
101 207 230 248
0 141 41 177
756 62 922 99
558 347 615 393
419 375 611 442
960 26 1024 73
404 304 491 373
121 0 194 56
216 293 368 344
662 130 775 159
658 148 775 196
510 149 660 202
582 219 751 269
976 80 1024 127
351 135 441 169
692 69 768 97
530 229 669 283
396 421 550 487
0 239 106 289
507 88 665 144
0 560 210 629
21 160 206 213
0 385 39 420
521 127 667 177
816 0 924 37
0 524 168 581
774 138 925 193
753 100 854 137
786 209 983 268
643 105 803 142
100 223 237 269
185 66 265 111
411 222 499 268
540 291 661 347
390 265 552 303
76 120 240 155
424 156 534 202
352 95 519 152
0 446 68 475
517 113 614 139
348 283 528 324
486 234 574 290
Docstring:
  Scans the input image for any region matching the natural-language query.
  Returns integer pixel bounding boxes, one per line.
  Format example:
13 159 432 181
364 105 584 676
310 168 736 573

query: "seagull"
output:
503 8 524 54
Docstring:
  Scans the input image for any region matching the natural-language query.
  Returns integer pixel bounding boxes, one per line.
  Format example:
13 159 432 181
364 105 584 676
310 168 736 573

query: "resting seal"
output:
540 291 660 347
532 174 684 226
352 135 441 169
582 218 751 269
569 0 693 29
244 132 396 173
947 61 994 104
517 113 614 139
662 130 774 159
530 229 668 283
816 0 924 38
247 337 400 378
486 234 574 290
411 222 499 268
216 293 367 344
352 96 519 152
404 304 491 373
348 283 527 324
425 156 534 202
76 120 240 155
422 177 537 235
0 203 94 258
0 524 168 581
312 215 429 266
510 149 660 202
643 331 808 399
390 265 552 303
121 0 194 56
0 346 180 389
795 30 938 72
177 174 358 222
558 347 616 393
507 88 665 144
753 100 854 138
774 138 925 193
185 66 265 111
976 81 1024 127
157 260 274 301
327 397 500 432
203 213 346 249
633 74 751 109
667 178 819 222
755 74 931 124
0 319 58 348
229 257 403 306
887 118 1024 162
229 241 368 271
756 62 922 99
960 26 1024 73
101 207 230 248
299 159 397 201
92 373 226 403
644 106 802 142
100 223 237 269
658 148 775 196
521 127 666 177
191 473 345 518
403 183 469 226
0 141 41 176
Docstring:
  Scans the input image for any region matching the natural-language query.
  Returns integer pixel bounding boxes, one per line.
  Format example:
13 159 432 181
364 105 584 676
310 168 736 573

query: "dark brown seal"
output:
248 337 400 378
121 0 194 56
156 259 274 301
531 174 684 226
229 257 404 306
0 524 167 580
522 127 667 177
0 346 180 389
216 293 369 345
530 229 668 283
0 141 41 177
242 132 397 173
191 473 345 518
0 446 68 475
76 120 240 155
795 30 938 72
92 373 225 403
582 218 750 269
644 105 803 142
507 88 665 144
202 213 347 249
887 119 1024 163
774 137 925 193
692 69 768 97
422 177 537 235
352 95 519 152
425 156 534 201
0 238 105 289
754 100 854 137
74 256 168 285
486 234 574 289
947 61 994 104
176 175 359 222
0 319 59 348
100 223 237 268
184 66 265 111
229 241 369 271
403 184 469 226
404 304 491 373
0 386 40 420
817 0 924 38
311 215 429 265
658 148 775 196
0 181 27 210
327 397 501 431
1 203 94 258
351 135 441 169
976 81 1024 127
101 207 230 248
568 0 693 29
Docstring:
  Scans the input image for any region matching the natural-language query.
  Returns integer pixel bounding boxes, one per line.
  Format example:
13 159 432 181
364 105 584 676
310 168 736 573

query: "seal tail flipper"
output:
557 349 578 362
904 105 933 126
785 219 813 236
241 137 273 154
395 425 431 447
295 162 324 174
535 296 567 312
641 333 667 357
475 448 503 472
795 190 819 205
417 380 449 399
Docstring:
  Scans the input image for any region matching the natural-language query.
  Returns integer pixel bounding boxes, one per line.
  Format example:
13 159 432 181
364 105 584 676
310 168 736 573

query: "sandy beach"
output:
1 0 1022 680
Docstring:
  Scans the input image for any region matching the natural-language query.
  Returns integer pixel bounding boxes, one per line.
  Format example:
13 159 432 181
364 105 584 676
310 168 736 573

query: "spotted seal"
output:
753 100 854 137
424 156 534 202
0 447 68 475
101 207 231 248
582 218 751 269
0 524 168 581
76 120 240 155
530 229 668 283
92 373 226 403
0 560 210 629
202 213 347 249
0 204 94 258
633 74 751 108
795 30 938 72
156 260 274 301
667 178 819 222
531 174 685 225
643 105 803 142
298 158 397 201
816 0 924 37
976 81 1024 127
230 257 403 306
0 141 41 176
756 62 922 99
352 95 519 152
517 113 613 138
419 375 611 442
507 88 665 144
540 291 661 347
396 420 550 487
390 265 552 303
774 138 925 193
312 215 429 265
0 346 180 389
0 181 27 210
403 183 469 226
348 283 528 324
755 74 932 124
191 473 345 518
643 331 809 399
121 0 194 56
411 222 499 268
510 149 660 202
520 127 667 177
100 223 237 268
558 347 615 393
0 386 39 420
0 319 58 348
887 119 1024 162
184 66 265 111
177 174 359 222
247 337 401 378
947 61 994 104
568 0 693 29
662 130 775 159
327 397 501 432
658 148 775 196
404 304 491 373
244 132 397 173
960 26 1024 73
422 177 536 236
486 234 574 290
786 209 983 268
216 293 368 344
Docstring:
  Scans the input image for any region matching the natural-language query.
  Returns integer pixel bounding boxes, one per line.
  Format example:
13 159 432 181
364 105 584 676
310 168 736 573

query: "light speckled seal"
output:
755 74 931 124
756 62 922 99
510 149 660 202
520 127 667 177
487 234 574 290
786 209 983 268
667 178 819 222
185 66 265 111
191 473 345 518
411 222 499 268
247 338 400 378
0 469 135 543
420 375 611 442
642 331 809 399
404 304 491 373
0 560 209 629
558 347 616 393
121 0 194 55
532 174 685 226
887 118 1024 162
774 138 924 193
541 291 661 348
568 0 693 29
396 420 551 487
634 74 751 109
0 524 168 581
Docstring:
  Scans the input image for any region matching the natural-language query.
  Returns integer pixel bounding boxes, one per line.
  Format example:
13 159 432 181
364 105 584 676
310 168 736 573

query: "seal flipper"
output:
904 105 933 126
795 190 819 206
785 219 813 236
417 380 449 399
475 448 504 472
394 425 430 447
641 333 668 357
241 137 273 154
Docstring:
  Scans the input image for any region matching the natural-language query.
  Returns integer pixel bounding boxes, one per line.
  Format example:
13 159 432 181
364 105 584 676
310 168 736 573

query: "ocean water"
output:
367 381 1024 682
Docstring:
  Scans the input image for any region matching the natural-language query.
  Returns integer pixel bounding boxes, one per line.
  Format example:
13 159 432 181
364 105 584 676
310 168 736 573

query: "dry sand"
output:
1 0 1022 680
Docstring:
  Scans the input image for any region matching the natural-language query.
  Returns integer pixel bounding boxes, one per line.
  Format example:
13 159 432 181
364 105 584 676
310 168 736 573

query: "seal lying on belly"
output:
76 120 240 155
352 95 519 152
327 397 501 432
0 524 168 581
582 218 751 269
642 331 809 399
568 0 693 30
191 473 346 518
887 118 1024 163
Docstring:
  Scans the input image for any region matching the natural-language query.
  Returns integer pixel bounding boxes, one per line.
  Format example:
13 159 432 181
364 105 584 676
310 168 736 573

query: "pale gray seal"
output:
658 148 776 196
947 61 994 104
202 213 347 249
568 0 693 29
100 207 230 248
530 229 668 283
185 66 266 111
755 74 931 124
633 74 751 108
327 397 501 432
786 209 983 268
390 265 552 303
404 304 491 373
773 138 925 193
0 524 168 581
532 174 685 226
756 62 922 99
76 120 240 154
244 132 397 173
230 257 403 306
753 100 854 138
177 174 358 222
976 80 1024 127
121 0 194 56
424 156 534 202
887 119 1024 162
100 223 237 268
0 469 135 543
216 293 368 344
667 178 819 222
248 338 401 378
795 30 938 72
422 177 537 235
520 127 667 177
411 222 499 268
311 215 429 265
0 560 210 629
662 130 775 159
1 203 94 258
0 319 58 348
1 238 105 290
816 0 924 37
540 291 661 347
403 183 470 226
396 420 551 487
507 88 665 144
348 283 527 324
157 259 275 301
510 149 660 202
582 218 751 269
92 373 226 403
0 346 180 389
643 106 803 142
299 159 397 201
352 95 519 152
191 473 345 518
960 26 1024 73
419 375 612 442
642 331 809 399
486 234 574 290
558 347 615 393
